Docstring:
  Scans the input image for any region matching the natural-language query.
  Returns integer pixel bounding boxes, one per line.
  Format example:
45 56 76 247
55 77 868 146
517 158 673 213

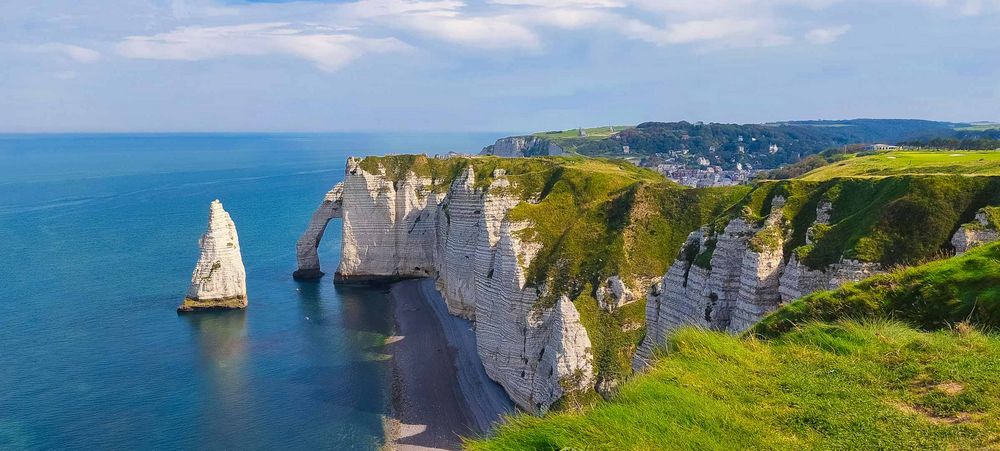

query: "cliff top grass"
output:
533 126 635 141
469 320 1000 450
700 175 1000 270
753 240 1000 338
799 150 1000 181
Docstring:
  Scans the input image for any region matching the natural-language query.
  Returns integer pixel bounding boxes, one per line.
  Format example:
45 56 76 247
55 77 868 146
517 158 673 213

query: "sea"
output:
0 133 505 450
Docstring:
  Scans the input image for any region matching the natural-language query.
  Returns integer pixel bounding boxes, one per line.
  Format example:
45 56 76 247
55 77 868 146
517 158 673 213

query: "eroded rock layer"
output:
322 157 594 413
635 192 1000 369
635 196 884 368
179 200 248 312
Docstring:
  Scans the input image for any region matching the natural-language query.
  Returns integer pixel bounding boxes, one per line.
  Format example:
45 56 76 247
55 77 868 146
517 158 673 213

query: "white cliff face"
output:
310 158 595 413
635 197 886 369
336 158 438 281
179 200 247 312
952 208 999 254
480 136 563 157
293 183 343 280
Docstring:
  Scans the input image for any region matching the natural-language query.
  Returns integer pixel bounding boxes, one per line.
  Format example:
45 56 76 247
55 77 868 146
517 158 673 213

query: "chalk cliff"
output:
302 155 1000 409
481 136 563 157
636 179 1000 369
303 156 594 413
179 200 248 312
634 197 888 367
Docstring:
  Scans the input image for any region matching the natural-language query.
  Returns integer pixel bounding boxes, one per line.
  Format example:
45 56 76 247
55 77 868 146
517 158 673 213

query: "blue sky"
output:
1 0 998 132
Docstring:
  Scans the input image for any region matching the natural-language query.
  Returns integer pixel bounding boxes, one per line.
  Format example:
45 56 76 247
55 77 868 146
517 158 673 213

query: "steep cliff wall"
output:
636 176 1000 369
297 154 744 412
481 136 564 157
300 156 592 412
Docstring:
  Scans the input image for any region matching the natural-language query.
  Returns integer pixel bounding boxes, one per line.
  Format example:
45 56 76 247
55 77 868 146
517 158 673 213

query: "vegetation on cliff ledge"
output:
699 173 1000 270
470 242 1000 450
753 241 1000 338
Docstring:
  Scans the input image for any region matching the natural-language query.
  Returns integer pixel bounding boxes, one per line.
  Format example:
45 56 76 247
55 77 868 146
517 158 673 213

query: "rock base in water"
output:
292 269 325 280
177 296 248 313
180 199 248 312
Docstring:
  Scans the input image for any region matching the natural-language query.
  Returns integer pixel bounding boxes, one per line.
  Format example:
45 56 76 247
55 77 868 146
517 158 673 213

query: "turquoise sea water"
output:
0 133 503 450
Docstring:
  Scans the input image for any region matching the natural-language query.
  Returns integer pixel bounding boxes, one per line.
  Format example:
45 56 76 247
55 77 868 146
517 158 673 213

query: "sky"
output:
1 0 998 132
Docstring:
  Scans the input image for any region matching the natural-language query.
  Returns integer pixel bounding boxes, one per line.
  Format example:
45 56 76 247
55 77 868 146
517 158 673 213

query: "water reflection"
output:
181 310 252 448
335 283 392 336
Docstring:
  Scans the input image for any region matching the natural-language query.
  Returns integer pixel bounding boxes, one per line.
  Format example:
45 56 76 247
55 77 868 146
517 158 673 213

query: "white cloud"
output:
21 43 102 63
805 24 851 44
398 13 542 49
116 23 409 72
489 0 626 7
620 17 790 48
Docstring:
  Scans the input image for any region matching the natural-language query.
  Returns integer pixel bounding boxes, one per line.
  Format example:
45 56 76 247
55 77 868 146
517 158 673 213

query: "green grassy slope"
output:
754 241 1000 338
534 126 634 141
529 126 636 155
799 151 1000 180
470 321 1000 450
470 242 1000 451
356 154 748 388
711 175 1000 270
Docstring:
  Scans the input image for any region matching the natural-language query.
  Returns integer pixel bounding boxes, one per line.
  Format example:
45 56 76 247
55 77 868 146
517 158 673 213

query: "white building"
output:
864 144 898 151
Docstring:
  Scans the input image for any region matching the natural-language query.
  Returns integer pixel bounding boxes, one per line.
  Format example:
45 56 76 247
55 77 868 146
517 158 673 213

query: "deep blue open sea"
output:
0 133 504 450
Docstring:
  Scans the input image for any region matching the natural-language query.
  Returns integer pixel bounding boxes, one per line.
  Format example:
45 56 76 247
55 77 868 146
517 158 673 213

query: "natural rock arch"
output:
292 183 344 280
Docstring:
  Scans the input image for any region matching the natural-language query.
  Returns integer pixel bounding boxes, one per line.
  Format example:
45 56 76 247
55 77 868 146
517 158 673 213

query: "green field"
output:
470 242 1000 450
534 125 635 141
956 123 1000 132
799 151 1000 180
533 125 634 141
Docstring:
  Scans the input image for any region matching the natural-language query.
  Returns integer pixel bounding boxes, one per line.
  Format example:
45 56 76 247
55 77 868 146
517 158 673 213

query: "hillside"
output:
706 174 1000 269
469 242 1000 450
488 119 977 170
753 239 1000 337
797 151 1000 180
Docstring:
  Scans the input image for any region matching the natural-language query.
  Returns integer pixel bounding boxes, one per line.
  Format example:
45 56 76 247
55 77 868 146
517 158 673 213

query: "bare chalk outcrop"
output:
178 200 248 312
480 136 563 157
634 197 882 369
952 208 999 255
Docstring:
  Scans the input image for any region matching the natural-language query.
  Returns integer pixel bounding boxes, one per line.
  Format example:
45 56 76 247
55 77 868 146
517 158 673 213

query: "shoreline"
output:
383 279 514 450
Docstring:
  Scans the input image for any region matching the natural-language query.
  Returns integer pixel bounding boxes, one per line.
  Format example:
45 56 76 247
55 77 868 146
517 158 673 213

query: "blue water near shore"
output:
0 133 503 450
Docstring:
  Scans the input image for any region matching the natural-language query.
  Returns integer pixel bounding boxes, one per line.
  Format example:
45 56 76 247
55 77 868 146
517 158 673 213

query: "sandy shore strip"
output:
384 279 514 450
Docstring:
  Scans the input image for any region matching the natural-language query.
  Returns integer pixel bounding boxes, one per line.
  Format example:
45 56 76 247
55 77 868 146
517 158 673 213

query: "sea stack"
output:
178 200 248 312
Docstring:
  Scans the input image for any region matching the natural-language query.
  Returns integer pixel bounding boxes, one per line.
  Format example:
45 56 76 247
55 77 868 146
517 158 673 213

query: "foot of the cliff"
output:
292 269 325 281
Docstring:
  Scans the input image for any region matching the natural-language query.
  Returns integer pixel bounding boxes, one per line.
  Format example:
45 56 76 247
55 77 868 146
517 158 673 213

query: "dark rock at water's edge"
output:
292 269 325 281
